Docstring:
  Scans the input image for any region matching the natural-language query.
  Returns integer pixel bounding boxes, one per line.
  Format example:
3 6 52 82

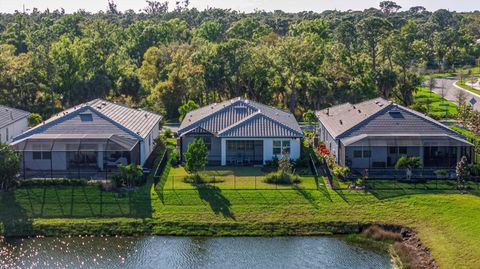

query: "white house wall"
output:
317 122 339 161
140 123 160 165
0 118 28 144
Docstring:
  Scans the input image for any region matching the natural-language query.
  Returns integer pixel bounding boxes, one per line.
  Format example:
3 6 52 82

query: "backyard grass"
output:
163 166 319 190
413 86 458 118
1 170 480 268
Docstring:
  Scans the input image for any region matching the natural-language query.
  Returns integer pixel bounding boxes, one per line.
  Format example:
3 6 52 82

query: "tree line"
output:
0 1 479 120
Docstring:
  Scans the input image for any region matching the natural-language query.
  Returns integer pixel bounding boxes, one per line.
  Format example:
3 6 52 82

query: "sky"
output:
1 0 478 14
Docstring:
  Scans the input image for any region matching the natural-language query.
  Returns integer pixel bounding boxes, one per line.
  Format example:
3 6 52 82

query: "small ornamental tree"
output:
28 113 43 127
0 143 21 191
302 110 316 124
178 100 200 121
456 156 470 191
395 156 421 180
185 138 208 176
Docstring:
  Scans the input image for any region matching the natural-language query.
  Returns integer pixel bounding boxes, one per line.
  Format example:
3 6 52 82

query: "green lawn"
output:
1 173 480 268
457 79 480 95
414 87 458 119
164 166 319 190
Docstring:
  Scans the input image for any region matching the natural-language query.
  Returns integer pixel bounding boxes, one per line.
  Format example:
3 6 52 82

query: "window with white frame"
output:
273 140 291 156
32 144 52 160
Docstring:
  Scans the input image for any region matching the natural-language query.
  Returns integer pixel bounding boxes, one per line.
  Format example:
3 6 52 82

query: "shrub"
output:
263 156 279 171
362 225 402 241
470 164 480 176
332 165 350 179
169 150 179 166
0 143 21 191
263 171 301 185
114 163 144 188
28 113 43 127
16 178 90 187
182 174 225 184
163 128 174 138
435 169 448 178
395 156 422 180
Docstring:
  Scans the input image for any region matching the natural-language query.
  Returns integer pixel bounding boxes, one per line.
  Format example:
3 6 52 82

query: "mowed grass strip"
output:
165 166 319 190
1 174 480 268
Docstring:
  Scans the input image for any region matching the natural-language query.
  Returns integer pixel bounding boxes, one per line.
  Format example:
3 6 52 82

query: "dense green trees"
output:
0 2 479 120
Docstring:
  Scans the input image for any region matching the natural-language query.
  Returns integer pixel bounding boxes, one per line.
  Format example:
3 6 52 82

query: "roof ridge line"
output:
88 105 143 140
178 99 253 134
216 111 261 135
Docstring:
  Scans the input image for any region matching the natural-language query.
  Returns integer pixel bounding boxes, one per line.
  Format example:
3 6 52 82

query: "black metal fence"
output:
332 177 480 192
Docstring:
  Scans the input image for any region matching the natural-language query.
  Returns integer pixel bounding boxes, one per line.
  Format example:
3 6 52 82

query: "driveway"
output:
431 77 480 111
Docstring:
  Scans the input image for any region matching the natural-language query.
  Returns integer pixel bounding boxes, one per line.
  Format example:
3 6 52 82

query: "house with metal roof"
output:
316 98 474 176
11 99 162 179
0 105 29 144
177 97 303 166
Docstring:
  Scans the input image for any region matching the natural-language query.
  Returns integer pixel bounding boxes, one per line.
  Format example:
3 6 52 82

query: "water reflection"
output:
0 236 392 269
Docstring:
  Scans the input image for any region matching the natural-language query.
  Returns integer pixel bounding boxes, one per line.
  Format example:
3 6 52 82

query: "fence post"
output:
234 175 236 190
255 176 256 190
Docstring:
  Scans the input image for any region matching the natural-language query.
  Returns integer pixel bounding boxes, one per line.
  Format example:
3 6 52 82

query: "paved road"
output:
431 77 480 111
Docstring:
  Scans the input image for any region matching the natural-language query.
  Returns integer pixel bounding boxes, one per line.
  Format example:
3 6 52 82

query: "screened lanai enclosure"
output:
11 134 140 180
338 134 475 178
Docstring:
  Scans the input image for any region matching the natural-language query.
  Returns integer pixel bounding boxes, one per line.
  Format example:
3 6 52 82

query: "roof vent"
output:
145 114 148 118
326 108 330 116
102 102 107 106
353 105 356 109
97 105 103 109
389 110 404 119
358 109 361 113
79 113 93 122
339 120 343 125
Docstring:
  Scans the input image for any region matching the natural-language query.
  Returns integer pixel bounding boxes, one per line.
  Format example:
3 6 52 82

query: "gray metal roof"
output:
316 98 469 144
315 98 390 138
0 105 29 129
178 97 303 138
14 99 162 142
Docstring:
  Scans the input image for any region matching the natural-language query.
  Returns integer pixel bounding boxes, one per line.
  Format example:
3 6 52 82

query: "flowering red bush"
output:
317 144 330 156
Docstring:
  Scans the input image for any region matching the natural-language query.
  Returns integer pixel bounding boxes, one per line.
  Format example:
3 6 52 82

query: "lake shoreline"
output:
1 220 437 268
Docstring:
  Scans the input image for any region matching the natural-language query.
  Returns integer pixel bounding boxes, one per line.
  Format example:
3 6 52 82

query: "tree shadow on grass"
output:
195 185 235 219
0 191 32 236
292 185 318 209
333 188 350 203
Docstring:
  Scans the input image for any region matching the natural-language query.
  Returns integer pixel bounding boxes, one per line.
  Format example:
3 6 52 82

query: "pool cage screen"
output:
11 134 140 180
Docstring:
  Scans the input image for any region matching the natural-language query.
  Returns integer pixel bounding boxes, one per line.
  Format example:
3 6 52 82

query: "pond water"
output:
0 236 392 269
